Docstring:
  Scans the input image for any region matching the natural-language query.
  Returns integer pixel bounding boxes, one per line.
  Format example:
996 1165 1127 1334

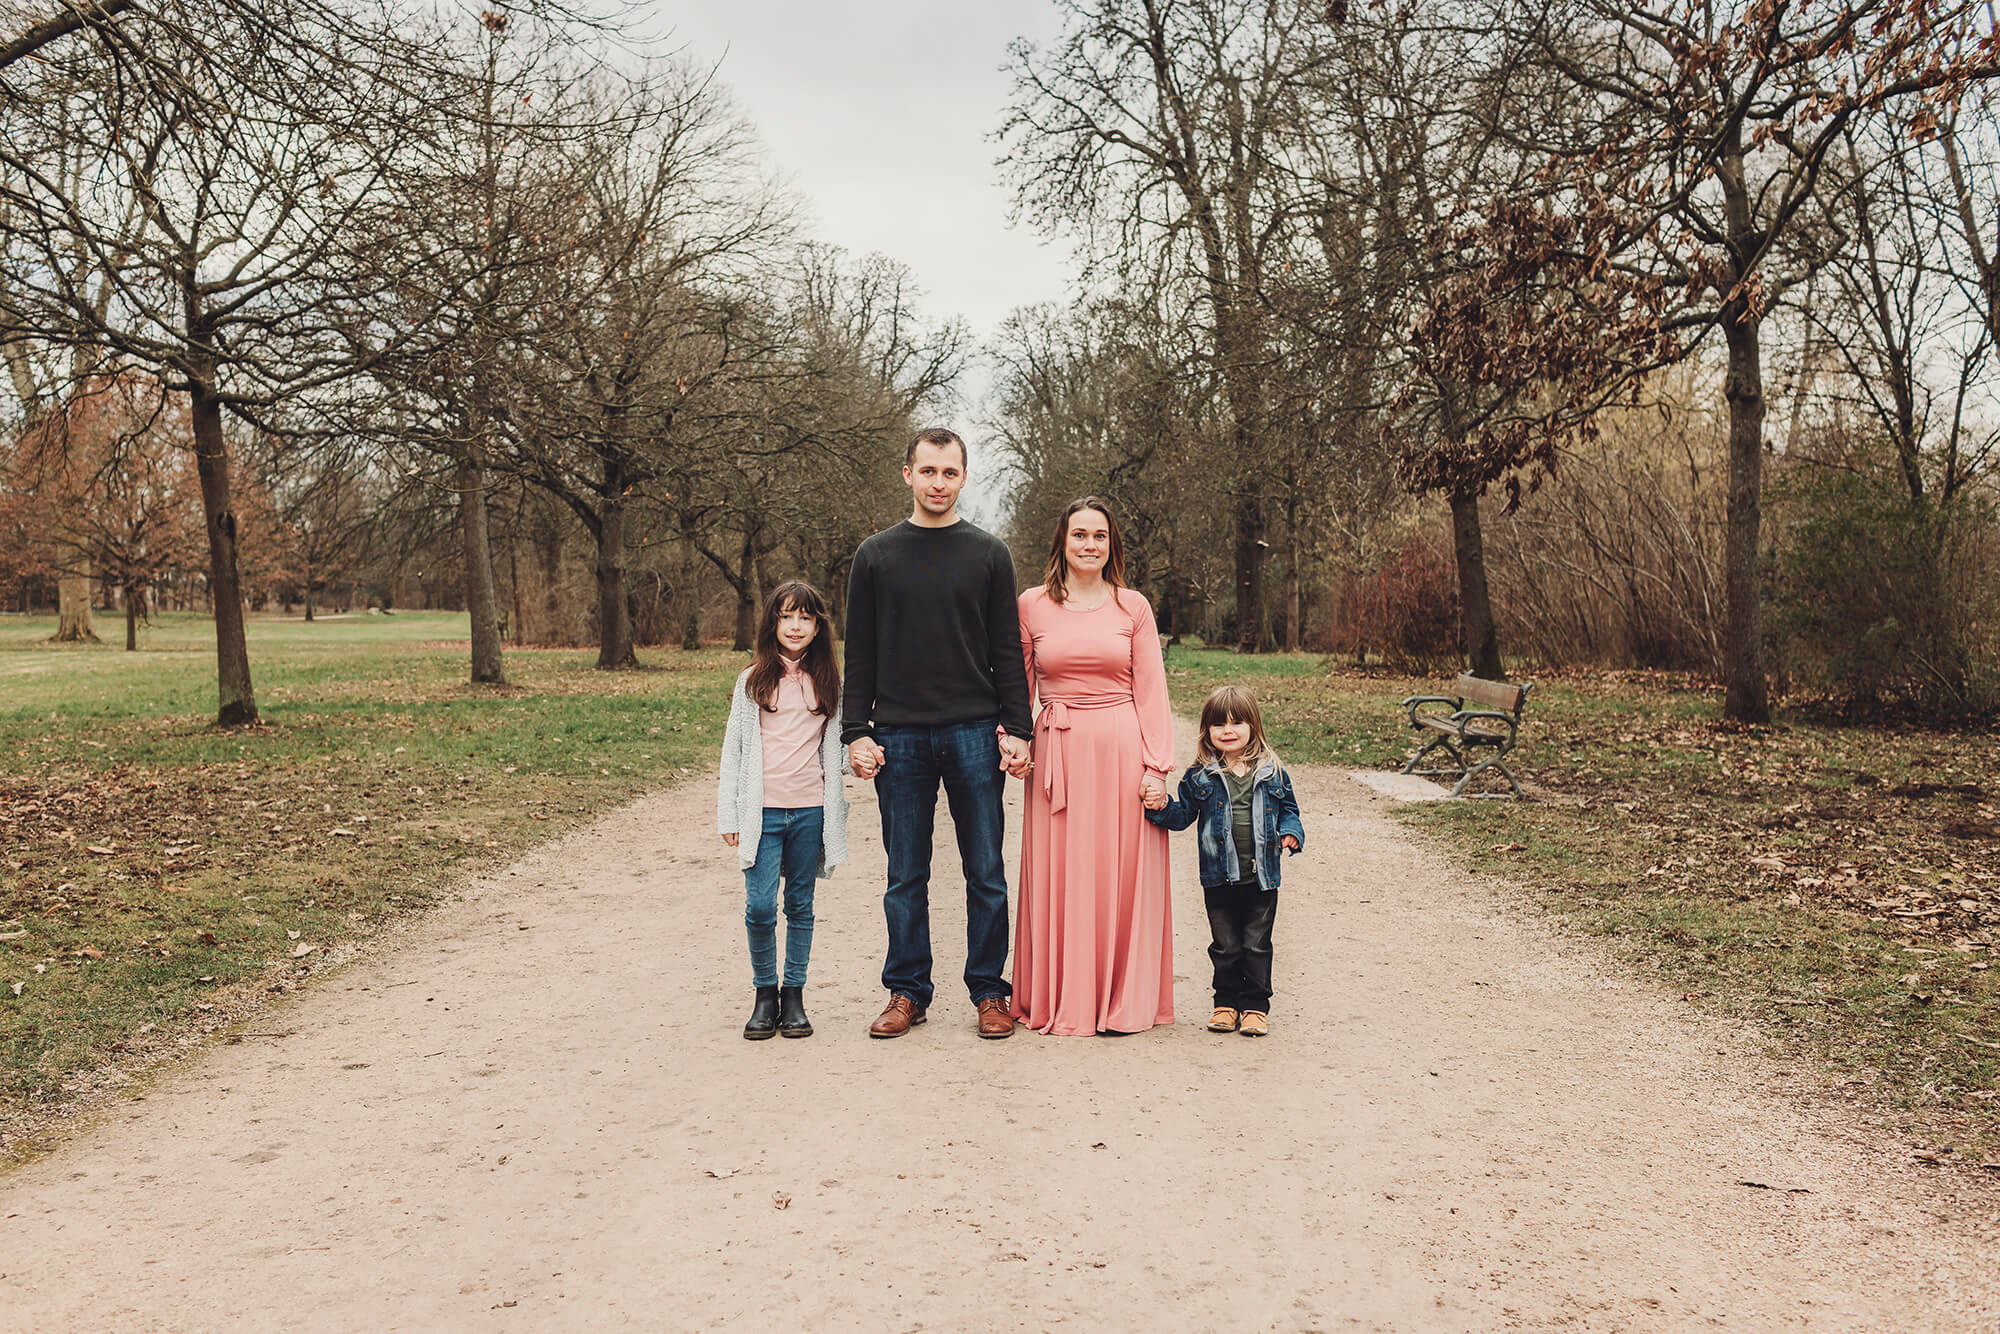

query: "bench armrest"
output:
1449 709 1519 742
1401 694 1461 727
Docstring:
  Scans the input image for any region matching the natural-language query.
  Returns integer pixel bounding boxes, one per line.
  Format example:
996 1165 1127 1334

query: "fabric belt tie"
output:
1034 694 1132 813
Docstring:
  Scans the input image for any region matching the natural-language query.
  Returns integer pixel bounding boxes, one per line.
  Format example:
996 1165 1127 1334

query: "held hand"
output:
1281 834 1300 852
722 833 739 848
997 733 1033 780
1138 775 1166 809
848 737 886 780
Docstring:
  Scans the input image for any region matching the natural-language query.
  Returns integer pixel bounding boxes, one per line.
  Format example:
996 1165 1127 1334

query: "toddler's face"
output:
1208 717 1249 757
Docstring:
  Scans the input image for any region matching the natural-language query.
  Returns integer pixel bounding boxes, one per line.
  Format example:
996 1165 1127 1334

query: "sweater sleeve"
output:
1127 592 1174 776
839 544 877 745
989 542 1034 740
717 676 746 835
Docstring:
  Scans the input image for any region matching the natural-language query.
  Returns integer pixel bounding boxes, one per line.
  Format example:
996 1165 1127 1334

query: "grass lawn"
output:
1 611 741 1138
1162 645 1999 1164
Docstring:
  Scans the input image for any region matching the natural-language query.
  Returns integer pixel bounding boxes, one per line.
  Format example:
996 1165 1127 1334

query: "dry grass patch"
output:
1 611 740 1147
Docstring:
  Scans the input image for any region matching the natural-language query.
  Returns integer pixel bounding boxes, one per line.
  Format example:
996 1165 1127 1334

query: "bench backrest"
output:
1453 674 1529 714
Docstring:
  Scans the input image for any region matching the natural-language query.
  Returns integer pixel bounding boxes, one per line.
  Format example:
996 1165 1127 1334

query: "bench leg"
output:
1449 750 1525 800
1401 734 1464 777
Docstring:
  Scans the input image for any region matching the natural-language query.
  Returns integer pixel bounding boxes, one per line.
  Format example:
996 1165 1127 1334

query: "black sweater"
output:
840 519 1034 744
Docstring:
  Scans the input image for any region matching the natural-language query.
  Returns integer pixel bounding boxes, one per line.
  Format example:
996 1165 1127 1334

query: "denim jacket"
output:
1145 754 1305 891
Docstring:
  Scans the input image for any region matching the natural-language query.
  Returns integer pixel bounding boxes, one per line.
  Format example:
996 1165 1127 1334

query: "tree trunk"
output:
1720 305 1771 723
1449 491 1503 680
1233 490 1267 652
457 444 506 684
52 555 96 642
507 515 524 646
1718 148 1772 724
1282 483 1302 653
189 382 258 725
679 531 701 650
536 507 563 646
594 477 636 670
303 563 314 622
731 525 756 652
124 584 138 651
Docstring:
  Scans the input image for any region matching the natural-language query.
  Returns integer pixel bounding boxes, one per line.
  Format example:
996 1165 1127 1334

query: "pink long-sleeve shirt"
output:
758 658 828 808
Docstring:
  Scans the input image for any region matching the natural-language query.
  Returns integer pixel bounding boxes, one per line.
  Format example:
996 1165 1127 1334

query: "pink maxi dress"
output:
1010 585 1176 1035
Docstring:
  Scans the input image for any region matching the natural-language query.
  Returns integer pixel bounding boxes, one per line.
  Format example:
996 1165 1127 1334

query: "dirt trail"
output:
4 724 1997 1332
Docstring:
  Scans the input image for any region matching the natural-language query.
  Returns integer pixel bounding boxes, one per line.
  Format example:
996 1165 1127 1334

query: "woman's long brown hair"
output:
1041 496 1128 604
746 580 840 730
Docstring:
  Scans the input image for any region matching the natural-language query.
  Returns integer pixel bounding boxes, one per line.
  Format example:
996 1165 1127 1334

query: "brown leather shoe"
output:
976 997 1015 1039
868 993 926 1038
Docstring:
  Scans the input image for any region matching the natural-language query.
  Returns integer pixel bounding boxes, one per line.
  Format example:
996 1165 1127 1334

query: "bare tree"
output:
1429 0 2000 719
0 0 473 721
1003 0 1335 651
492 63 789 668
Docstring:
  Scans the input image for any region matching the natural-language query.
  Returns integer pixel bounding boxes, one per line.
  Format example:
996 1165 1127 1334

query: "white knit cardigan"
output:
716 667 850 873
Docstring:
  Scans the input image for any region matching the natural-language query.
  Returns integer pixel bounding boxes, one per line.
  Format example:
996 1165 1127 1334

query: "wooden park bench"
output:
1399 675 1534 799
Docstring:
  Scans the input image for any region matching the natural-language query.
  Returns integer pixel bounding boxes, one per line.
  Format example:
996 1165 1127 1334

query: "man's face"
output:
904 441 967 517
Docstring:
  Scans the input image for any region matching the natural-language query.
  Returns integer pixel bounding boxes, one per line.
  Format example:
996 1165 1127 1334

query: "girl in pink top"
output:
718 581 849 1040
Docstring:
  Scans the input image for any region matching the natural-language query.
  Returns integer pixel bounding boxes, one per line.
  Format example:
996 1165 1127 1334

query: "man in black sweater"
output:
843 427 1034 1039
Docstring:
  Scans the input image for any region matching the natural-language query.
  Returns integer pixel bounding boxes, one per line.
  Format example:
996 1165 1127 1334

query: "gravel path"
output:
4 734 1997 1331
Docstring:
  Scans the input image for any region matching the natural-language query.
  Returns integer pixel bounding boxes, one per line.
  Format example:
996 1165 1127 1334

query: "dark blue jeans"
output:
744 806 822 988
874 718 1011 1008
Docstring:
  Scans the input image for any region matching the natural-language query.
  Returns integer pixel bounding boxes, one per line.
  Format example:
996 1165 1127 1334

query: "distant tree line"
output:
991 0 1999 720
0 0 960 721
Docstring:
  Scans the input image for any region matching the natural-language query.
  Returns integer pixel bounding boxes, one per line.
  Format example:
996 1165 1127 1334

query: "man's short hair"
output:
906 426 967 467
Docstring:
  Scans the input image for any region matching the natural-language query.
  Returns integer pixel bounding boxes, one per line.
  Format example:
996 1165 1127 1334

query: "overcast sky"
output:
646 1 1079 447
622 7 1998 544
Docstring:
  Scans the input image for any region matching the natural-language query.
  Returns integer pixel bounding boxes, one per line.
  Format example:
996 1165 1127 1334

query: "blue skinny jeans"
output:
744 805 822 988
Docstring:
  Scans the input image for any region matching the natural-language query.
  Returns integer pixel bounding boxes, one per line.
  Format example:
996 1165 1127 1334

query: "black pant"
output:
1204 879 1277 1013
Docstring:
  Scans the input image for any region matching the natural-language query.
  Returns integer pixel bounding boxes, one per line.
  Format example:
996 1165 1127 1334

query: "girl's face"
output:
1208 715 1250 759
1063 508 1112 578
775 605 819 656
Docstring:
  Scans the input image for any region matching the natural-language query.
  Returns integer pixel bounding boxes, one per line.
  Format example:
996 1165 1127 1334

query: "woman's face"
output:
776 605 819 655
1063 508 1112 578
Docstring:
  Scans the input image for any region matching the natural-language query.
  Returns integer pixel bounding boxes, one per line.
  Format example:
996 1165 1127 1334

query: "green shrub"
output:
1774 465 2000 718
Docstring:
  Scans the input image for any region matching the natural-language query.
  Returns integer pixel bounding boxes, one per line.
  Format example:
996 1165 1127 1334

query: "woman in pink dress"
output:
1011 496 1176 1035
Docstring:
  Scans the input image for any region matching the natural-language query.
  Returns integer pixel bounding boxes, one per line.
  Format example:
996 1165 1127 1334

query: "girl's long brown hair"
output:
746 580 840 729
1041 496 1128 604
1195 684 1280 771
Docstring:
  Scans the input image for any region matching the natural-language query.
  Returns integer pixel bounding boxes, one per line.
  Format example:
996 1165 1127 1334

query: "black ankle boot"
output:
744 986 780 1040
778 985 812 1038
